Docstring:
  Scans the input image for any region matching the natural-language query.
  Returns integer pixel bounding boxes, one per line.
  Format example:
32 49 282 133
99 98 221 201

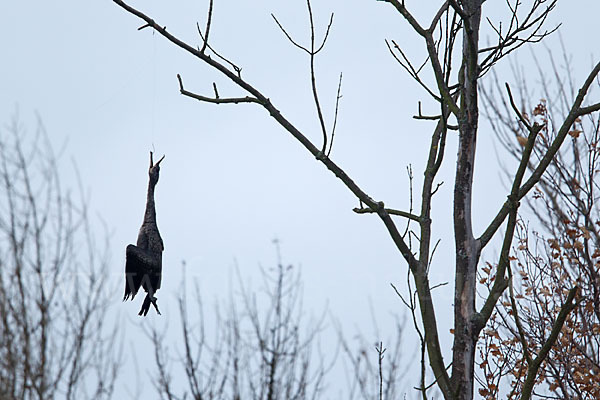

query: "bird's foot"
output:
151 296 161 315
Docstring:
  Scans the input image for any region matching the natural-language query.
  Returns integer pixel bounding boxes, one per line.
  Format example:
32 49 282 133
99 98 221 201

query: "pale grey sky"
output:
1 0 599 398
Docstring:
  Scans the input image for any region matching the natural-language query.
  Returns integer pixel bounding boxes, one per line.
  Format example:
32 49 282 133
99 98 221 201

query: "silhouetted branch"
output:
327 72 343 157
353 206 420 222
200 0 214 54
479 0 560 77
177 74 261 105
271 0 335 154
413 101 459 129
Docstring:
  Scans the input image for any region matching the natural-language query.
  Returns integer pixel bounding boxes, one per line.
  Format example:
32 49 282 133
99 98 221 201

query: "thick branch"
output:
475 106 543 334
412 111 453 397
578 101 600 115
479 60 600 249
382 2 460 395
353 206 420 222
420 108 451 271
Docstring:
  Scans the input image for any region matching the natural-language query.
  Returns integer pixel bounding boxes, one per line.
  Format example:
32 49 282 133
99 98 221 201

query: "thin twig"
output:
506 264 533 364
315 13 335 54
386 40 441 102
271 14 310 54
403 164 415 239
506 82 533 131
327 72 343 157
196 22 242 77
200 0 214 54
375 342 386 400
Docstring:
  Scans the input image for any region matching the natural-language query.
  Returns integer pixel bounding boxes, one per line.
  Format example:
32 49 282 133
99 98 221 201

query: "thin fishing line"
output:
151 20 157 147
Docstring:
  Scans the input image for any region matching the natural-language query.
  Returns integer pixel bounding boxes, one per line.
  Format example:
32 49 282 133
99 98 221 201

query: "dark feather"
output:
124 244 144 300
123 244 162 301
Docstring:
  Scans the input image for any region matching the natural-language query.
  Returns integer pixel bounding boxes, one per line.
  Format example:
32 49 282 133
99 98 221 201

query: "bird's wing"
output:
123 244 160 301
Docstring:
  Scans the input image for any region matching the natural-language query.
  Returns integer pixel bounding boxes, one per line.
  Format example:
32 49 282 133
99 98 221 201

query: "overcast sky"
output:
1 0 599 398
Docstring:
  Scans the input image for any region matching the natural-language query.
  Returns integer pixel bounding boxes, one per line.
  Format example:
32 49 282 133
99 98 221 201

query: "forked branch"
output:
272 0 336 154
383 0 460 116
177 74 261 105
479 60 600 250
479 0 560 77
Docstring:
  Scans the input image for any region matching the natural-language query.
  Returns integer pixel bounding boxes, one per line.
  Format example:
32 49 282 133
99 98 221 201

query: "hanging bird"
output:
123 152 165 316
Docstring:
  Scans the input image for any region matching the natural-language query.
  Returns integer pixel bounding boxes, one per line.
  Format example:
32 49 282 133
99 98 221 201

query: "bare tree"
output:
339 318 407 400
0 114 120 400
478 50 600 398
112 1 600 398
150 245 330 400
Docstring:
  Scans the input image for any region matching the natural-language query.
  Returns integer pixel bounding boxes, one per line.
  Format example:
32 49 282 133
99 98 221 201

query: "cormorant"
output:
123 152 165 316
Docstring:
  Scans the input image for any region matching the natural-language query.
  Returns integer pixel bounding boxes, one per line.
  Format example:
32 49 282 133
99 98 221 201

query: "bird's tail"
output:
138 293 161 316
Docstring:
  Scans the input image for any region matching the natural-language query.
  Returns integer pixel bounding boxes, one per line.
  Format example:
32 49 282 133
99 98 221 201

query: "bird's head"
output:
148 152 165 185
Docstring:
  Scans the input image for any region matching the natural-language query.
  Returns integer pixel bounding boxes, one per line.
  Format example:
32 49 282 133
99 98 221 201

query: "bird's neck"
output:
143 182 157 225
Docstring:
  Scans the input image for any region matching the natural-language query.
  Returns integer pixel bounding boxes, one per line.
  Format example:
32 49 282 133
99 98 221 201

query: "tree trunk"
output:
451 1 482 398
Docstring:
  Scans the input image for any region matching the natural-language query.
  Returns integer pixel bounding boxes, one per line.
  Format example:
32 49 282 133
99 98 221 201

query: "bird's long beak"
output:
156 154 165 166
